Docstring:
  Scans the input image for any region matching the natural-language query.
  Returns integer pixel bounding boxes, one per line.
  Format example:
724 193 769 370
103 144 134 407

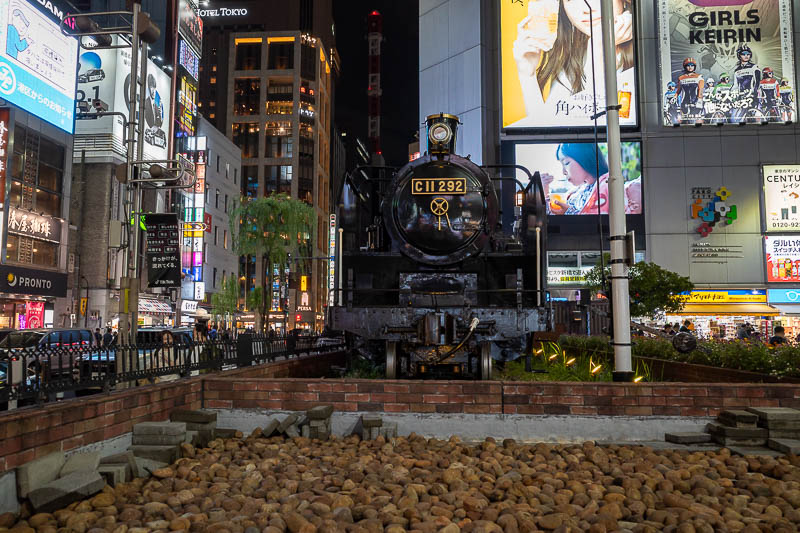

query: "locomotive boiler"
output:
331 113 550 379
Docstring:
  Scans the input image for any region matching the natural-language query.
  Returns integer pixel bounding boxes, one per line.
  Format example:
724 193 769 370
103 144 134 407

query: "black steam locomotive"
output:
331 113 550 379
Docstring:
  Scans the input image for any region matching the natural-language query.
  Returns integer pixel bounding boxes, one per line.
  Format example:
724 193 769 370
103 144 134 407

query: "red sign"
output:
24 301 44 329
204 212 212 233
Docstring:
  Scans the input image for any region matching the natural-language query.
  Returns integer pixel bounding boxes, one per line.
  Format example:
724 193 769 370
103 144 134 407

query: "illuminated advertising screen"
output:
515 141 642 215
763 164 800 232
547 266 591 286
177 75 197 135
179 39 199 82
178 0 202 56
0 0 78 133
657 0 796 126
765 236 800 282
500 0 638 129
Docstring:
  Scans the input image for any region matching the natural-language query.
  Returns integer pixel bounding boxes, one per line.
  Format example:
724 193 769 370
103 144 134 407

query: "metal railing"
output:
0 334 344 409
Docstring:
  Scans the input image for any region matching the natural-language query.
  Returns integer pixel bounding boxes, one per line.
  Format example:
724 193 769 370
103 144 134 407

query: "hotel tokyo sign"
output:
198 7 247 17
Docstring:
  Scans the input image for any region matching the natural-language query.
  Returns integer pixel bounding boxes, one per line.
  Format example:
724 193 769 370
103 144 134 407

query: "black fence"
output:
0 334 344 409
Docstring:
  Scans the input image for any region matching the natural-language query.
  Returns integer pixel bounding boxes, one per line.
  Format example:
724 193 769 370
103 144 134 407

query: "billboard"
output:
179 38 199 82
657 0 796 126
146 213 181 288
75 38 171 162
765 236 800 282
0 0 78 133
178 0 202 56
763 164 800 232
515 141 642 215
500 0 638 129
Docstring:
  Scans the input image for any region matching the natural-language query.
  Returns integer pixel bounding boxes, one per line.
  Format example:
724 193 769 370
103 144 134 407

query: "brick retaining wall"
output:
0 351 345 474
202 378 800 418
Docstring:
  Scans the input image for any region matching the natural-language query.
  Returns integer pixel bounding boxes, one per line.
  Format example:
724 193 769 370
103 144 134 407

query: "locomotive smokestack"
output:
367 10 383 165
426 113 460 156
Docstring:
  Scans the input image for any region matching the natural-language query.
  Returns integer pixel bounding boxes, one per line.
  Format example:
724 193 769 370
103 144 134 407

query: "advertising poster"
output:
146 214 181 288
500 0 638 129
763 164 800 232
765 236 800 282
547 267 591 286
0 0 77 133
657 0 796 126
178 0 202 56
24 301 43 328
515 141 642 215
76 37 172 162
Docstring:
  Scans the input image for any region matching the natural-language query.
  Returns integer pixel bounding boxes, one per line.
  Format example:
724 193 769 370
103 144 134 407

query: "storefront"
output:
767 289 800 341
667 290 778 339
138 298 175 327
0 264 67 329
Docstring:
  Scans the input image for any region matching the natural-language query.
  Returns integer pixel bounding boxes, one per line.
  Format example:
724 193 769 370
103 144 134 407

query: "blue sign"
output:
768 289 800 304
0 0 78 133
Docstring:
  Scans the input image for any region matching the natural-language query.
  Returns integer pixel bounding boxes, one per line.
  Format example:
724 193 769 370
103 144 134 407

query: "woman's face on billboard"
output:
560 156 594 186
563 0 625 37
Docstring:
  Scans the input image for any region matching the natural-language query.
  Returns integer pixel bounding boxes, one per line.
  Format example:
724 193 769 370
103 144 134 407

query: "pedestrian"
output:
102 327 113 348
221 328 230 341
736 323 750 340
769 325 787 346
94 328 103 346
679 320 691 333
209 324 218 340
268 327 276 340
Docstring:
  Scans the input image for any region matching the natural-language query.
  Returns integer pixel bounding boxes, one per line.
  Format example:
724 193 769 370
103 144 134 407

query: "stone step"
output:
665 432 713 444
706 423 768 439
129 445 179 464
133 421 187 436
28 470 105 513
170 409 217 424
746 407 800 422
767 438 800 455
761 420 800 430
60 452 100 478
16 452 65 499
728 446 786 458
768 429 800 440
131 433 187 446
712 435 767 447
185 421 217 432
718 410 758 428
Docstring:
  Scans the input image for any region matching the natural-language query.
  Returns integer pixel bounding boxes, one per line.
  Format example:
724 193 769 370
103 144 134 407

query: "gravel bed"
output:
2 432 800 533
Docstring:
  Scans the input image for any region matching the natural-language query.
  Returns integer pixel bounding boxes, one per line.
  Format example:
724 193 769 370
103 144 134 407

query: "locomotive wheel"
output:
479 342 492 381
386 342 398 379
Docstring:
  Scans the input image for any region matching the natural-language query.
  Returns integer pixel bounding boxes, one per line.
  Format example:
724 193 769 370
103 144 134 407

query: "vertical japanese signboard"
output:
146 214 181 288
763 164 800 232
178 0 203 56
328 214 336 305
657 0 796 125
0 107 8 257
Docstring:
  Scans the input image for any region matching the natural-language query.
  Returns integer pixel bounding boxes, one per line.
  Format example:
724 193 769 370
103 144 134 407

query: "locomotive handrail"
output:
481 164 547 207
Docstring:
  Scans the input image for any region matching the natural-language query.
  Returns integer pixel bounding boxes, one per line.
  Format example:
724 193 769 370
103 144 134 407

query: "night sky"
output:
332 1 419 165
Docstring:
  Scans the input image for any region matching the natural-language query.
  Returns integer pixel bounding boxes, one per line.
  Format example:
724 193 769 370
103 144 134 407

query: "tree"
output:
211 275 239 324
230 195 316 333
585 256 694 318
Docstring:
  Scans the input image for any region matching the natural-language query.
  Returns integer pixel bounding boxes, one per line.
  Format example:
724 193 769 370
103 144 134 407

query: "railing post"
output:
237 333 253 368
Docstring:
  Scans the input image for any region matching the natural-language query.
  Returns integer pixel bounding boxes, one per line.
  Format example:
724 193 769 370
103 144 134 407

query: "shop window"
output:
36 189 60 218
265 165 292 195
232 123 259 159
233 78 260 116
266 100 293 115
10 126 64 217
6 234 58 268
268 42 294 70
235 42 261 70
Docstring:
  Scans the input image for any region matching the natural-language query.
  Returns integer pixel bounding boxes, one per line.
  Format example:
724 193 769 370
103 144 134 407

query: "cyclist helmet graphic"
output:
683 57 697 70
667 81 677 90
763 67 774 77
737 44 753 60
706 77 715 87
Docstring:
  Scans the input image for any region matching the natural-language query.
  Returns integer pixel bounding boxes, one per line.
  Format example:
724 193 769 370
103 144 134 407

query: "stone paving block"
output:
133 458 168 479
133 421 187 436
729 446 785 458
129 445 179 464
746 407 800 422
761 420 800 430
214 428 237 439
17 451 66 499
306 405 333 420
170 409 217 424
767 438 800 455
132 433 186 446
309 419 328 428
712 435 767 447
665 432 712 444
60 452 100 478
277 414 298 433
768 429 800 439
285 425 300 438
98 464 129 487
379 422 398 439
185 421 217 432
718 410 758 428
707 423 768 439
100 451 137 475
29 470 105 513
263 418 280 437
361 415 383 428
301 425 310 438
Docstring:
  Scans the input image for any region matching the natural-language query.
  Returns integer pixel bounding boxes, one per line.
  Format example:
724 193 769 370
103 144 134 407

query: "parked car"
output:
77 68 105 83
0 329 94 379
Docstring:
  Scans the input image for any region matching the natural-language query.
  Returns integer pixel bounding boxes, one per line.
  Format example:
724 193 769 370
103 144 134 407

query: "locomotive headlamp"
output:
429 123 452 144
425 113 460 155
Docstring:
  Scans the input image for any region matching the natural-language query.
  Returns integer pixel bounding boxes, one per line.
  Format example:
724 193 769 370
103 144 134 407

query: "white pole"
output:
599 0 633 379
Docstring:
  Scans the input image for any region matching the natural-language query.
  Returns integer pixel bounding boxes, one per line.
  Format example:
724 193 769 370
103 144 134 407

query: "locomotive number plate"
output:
411 177 467 195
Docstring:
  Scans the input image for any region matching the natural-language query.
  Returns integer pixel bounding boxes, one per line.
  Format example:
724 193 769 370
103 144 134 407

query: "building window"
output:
235 41 261 70
224 229 229 249
224 194 229 213
299 162 313 205
213 267 218 289
265 165 292 195
210 77 216 84
214 225 218 246
300 43 317 81
234 168 238 185
265 122 293 158
242 165 258 198
225 162 230 179
10 127 65 218
232 123 259 159
5 234 58 268
215 189 220 209
233 78 260 116
216 154 220 172
268 42 294 69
